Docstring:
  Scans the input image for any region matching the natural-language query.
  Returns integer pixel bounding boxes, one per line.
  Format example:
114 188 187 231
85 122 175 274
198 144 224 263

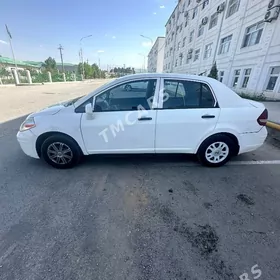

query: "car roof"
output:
75 73 248 108
115 73 214 83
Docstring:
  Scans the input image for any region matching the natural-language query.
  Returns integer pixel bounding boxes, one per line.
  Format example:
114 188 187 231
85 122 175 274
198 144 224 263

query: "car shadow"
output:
80 153 199 168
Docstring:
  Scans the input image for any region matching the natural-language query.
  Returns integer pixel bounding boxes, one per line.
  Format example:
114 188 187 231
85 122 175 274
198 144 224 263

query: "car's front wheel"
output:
41 135 81 169
197 134 236 167
124 84 132 91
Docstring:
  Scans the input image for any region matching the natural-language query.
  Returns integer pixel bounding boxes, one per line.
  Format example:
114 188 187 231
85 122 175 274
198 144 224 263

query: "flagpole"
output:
8 36 17 71
5 24 17 70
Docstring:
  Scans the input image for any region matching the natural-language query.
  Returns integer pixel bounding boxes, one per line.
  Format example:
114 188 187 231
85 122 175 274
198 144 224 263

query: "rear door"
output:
155 78 221 153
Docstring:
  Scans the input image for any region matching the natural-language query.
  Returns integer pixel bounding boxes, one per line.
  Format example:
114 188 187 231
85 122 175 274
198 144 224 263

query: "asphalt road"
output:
0 84 280 279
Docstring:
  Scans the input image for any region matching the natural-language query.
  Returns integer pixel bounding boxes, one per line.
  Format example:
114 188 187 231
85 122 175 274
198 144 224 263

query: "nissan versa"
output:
17 73 268 168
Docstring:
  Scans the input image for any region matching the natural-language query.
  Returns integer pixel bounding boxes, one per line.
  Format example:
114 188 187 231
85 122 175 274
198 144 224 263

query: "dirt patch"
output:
237 194 255 206
203 202 213 209
182 180 198 196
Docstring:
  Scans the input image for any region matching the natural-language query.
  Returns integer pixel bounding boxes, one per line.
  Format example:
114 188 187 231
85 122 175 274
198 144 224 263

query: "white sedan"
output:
17 73 268 168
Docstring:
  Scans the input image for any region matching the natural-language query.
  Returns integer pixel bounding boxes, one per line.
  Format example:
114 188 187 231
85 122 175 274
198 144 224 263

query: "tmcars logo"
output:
98 90 169 143
239 264 262 280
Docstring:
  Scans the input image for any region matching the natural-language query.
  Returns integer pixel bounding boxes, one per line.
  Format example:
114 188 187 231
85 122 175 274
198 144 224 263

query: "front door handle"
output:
201 114 215 119
138 117 152 121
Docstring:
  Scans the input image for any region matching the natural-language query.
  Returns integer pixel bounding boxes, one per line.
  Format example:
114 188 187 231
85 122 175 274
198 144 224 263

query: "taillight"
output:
257 109 268 126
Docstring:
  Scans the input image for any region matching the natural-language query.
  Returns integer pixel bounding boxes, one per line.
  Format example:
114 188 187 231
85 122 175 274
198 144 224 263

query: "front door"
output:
155 78 220 153
80 78 159 154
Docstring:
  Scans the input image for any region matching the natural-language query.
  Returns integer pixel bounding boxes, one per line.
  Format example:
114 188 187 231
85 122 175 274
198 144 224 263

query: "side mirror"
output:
85 103 93 115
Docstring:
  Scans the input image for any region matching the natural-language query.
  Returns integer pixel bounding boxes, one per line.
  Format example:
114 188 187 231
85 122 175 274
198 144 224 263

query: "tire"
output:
125 84 132 91
197 134 236 167
41 135 81 169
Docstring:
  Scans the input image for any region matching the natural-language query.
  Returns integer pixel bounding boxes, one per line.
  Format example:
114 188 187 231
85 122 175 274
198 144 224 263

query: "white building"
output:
147 37 166 72
163 0 280 99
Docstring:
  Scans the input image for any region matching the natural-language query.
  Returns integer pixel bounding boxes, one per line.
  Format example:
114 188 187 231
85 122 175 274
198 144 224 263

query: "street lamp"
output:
140 34 153 45
138 53 146 73
80 35 92 78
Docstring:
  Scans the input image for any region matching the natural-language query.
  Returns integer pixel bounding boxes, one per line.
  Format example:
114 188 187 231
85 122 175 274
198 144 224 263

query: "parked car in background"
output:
17 73 268 168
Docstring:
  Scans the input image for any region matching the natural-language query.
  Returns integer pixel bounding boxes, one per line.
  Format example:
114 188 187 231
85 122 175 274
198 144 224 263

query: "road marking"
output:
0 243 17 264
151 160 280 168
228 160 280 165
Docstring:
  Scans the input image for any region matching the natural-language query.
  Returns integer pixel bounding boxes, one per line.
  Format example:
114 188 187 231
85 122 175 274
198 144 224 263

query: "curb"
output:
267 121 280 131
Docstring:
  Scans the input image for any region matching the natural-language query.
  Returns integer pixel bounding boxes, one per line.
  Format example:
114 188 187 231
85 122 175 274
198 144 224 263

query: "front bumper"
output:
17 130 39 159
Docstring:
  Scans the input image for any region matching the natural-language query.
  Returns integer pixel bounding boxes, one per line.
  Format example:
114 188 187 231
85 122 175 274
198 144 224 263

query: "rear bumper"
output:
238 127 268 154
17 130 39 159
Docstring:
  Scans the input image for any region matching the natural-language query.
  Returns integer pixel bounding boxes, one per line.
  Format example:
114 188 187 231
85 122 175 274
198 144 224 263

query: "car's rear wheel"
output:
197 134 236 167
41 135 81 169
124 84 132 91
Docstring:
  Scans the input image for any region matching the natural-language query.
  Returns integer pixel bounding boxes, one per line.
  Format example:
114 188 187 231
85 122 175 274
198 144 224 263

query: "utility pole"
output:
58 44 65 73
80 35 92 79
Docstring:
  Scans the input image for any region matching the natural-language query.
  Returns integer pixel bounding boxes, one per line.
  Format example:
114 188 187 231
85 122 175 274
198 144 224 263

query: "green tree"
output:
208 61 218 80
43 57 57 72
0 67 9 78
91 63 100 78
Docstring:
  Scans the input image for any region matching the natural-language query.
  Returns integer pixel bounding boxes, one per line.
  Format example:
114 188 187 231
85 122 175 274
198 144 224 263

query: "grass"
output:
238 92 267 101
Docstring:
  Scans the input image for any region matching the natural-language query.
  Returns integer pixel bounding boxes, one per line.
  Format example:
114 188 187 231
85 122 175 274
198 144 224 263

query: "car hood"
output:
28 103 65 118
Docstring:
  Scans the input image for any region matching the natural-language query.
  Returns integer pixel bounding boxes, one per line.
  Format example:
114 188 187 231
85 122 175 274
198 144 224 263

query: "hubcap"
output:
205 142 229 164
47 142 73 165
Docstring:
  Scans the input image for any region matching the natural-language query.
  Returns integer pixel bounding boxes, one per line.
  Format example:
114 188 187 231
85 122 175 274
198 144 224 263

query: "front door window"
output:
95 80 157 112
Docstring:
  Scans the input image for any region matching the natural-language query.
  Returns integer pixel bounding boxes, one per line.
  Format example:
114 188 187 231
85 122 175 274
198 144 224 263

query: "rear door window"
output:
162 79 216 109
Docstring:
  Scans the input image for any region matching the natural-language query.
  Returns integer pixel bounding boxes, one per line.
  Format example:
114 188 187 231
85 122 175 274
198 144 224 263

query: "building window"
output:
209 13 218 29
180 55 183 65
187 0 191 7
266 66 280 90
227 0 240 18
175 59 178 67
182 37 186 47
242 69 251 88
186 53 192 64
198 25 204 37
189 30 194 43
219 71 224 82
168 62 171 69
219 35 232 54
232 69 241 87
192 7 198 19
242 22 264 48
204 43 213 59
194 49 200 61
202 0 209 9
180 24 183 32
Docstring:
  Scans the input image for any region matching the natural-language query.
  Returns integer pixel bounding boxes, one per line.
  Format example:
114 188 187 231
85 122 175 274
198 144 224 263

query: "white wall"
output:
148 37 166 72
163 0 280 99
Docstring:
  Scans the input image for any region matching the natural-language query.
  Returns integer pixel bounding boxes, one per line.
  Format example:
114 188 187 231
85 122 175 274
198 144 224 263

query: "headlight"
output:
20 117 36 132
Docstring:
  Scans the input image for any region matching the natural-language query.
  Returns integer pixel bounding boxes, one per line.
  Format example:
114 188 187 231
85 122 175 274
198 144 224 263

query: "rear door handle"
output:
201 114 215 119
138 117 152 121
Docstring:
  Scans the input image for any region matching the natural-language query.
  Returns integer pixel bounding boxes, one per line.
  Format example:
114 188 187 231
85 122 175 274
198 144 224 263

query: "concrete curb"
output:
267 121 280 131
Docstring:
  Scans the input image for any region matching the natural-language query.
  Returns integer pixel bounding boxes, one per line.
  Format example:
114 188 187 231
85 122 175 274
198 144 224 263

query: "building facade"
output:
163 0 280 99
148 37 166 72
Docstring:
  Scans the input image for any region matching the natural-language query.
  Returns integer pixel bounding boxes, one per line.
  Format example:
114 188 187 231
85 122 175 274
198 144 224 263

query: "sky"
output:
0 0 176 69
